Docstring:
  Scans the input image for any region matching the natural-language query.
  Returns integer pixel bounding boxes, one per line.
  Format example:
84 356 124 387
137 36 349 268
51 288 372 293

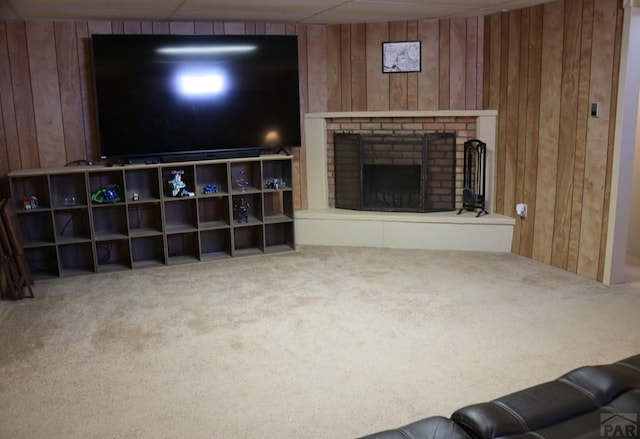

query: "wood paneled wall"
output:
485 0 624 281
324 18 484 112
0 16 484 209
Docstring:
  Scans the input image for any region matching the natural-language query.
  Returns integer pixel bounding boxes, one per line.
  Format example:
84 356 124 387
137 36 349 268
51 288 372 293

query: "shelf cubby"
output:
128 202 163 237
50 173 88 208
131 235 166 268
198 196 230 229
195 163 228 196
54 208 91 243
92 204 128 240
167 232 199 265
125 168 161 202
164 198 198 233
16 210 55 246
95 239 132 272
263 190 294 223
233 225 264 256
230 161 262 194
265 222 295 253
89 170 125 205
262 159 292 190
10 174 51 210
59 242 95 276
232 193 262 224
161 165 196 198
24 246 59 279
200 229 232 260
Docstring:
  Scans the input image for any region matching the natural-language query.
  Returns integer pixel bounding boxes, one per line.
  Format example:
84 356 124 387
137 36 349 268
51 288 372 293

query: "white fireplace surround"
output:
294 110 516 252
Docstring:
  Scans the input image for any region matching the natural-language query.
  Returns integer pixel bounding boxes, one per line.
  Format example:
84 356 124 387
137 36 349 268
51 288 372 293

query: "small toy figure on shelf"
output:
234 170 249 192
22 196 38 210
203 184 218 195
234 197 250 223
168 170 195 197
265 178 286 190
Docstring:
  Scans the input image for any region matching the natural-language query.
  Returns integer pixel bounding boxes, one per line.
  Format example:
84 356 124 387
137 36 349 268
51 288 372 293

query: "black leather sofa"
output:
360 354 640 439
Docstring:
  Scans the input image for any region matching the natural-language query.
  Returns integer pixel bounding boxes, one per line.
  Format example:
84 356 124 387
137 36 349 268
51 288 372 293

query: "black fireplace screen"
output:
334 132 456 213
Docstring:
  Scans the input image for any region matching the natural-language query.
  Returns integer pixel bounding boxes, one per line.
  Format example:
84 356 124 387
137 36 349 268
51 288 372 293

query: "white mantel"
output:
295 110 516 252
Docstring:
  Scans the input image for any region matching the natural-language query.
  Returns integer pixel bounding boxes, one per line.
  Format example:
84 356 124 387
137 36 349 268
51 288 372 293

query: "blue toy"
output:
168 170 195 197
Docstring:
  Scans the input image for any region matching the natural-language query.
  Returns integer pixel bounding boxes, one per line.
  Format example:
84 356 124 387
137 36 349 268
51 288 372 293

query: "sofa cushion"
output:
451 380 601 438
359 416 472 439
559 363 640 405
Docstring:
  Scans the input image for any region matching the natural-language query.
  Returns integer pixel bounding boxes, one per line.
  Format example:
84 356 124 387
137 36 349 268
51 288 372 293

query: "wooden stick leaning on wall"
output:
0 199 34 300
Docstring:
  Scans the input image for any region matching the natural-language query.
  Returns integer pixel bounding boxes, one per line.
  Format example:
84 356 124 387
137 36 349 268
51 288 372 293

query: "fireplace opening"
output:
363 164 422 211
334 132 456 213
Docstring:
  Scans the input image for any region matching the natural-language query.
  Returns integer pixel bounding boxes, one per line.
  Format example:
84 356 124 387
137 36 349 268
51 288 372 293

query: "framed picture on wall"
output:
382 41 421 73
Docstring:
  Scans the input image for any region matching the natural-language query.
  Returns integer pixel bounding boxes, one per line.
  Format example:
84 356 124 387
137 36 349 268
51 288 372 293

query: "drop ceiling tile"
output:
302 2 473 24
173 0 343 22
3 0 181 20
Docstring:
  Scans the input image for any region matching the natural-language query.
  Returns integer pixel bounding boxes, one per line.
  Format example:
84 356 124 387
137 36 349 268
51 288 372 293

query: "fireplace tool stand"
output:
457 139 488 217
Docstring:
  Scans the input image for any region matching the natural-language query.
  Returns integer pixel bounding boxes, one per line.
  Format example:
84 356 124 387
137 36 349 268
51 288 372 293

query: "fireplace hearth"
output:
334 132 456 213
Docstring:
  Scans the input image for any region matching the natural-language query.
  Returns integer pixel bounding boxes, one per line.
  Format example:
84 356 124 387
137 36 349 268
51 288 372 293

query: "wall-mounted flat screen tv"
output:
91 34 301 162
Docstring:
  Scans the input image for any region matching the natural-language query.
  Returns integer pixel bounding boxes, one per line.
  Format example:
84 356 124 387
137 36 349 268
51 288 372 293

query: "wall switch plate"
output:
591 102 601 118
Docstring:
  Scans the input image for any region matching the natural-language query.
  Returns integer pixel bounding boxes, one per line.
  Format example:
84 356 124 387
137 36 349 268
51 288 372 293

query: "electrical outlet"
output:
516 203 527 218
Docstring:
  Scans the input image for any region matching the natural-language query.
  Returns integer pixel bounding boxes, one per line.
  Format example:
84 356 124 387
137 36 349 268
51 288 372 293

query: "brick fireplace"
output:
325 115 477 212
297 110 515 253
333 132 457 212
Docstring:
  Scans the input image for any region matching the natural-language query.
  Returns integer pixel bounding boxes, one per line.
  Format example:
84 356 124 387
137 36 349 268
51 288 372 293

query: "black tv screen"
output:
91 34 302 162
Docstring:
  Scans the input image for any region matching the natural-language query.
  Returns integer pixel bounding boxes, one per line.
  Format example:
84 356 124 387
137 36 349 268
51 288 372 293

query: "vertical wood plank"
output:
520 5 544 259
245 22 257 35
306 25 327 113
326 25 342 112
504 11 521 228
438 19 450 109
295 24 309 210
495 13 509 215
597 1 623 281
476 18 484 109
350 23 367 111
170 22 195 35
513 9 530 253
407 21 419 110
222 22 244 35
449 18 466 109
265 23 285 35
0 22 21 172
366 22 389 111
417 19 439 110
340 25 352 112
531 1 563 264
26 21 65 167
465 17 478 111
487 14 502 110
55 21 86 163
389 21 408 111
194 22 214 35
567 0 593 273
577 0 617 278
152 21 170 34
551 0 582 268
140 21 153 34
123 21 141 34
6 22 38 169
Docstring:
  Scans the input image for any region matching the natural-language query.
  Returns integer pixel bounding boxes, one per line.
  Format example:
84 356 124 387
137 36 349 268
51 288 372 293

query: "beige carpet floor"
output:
1 245 639 439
